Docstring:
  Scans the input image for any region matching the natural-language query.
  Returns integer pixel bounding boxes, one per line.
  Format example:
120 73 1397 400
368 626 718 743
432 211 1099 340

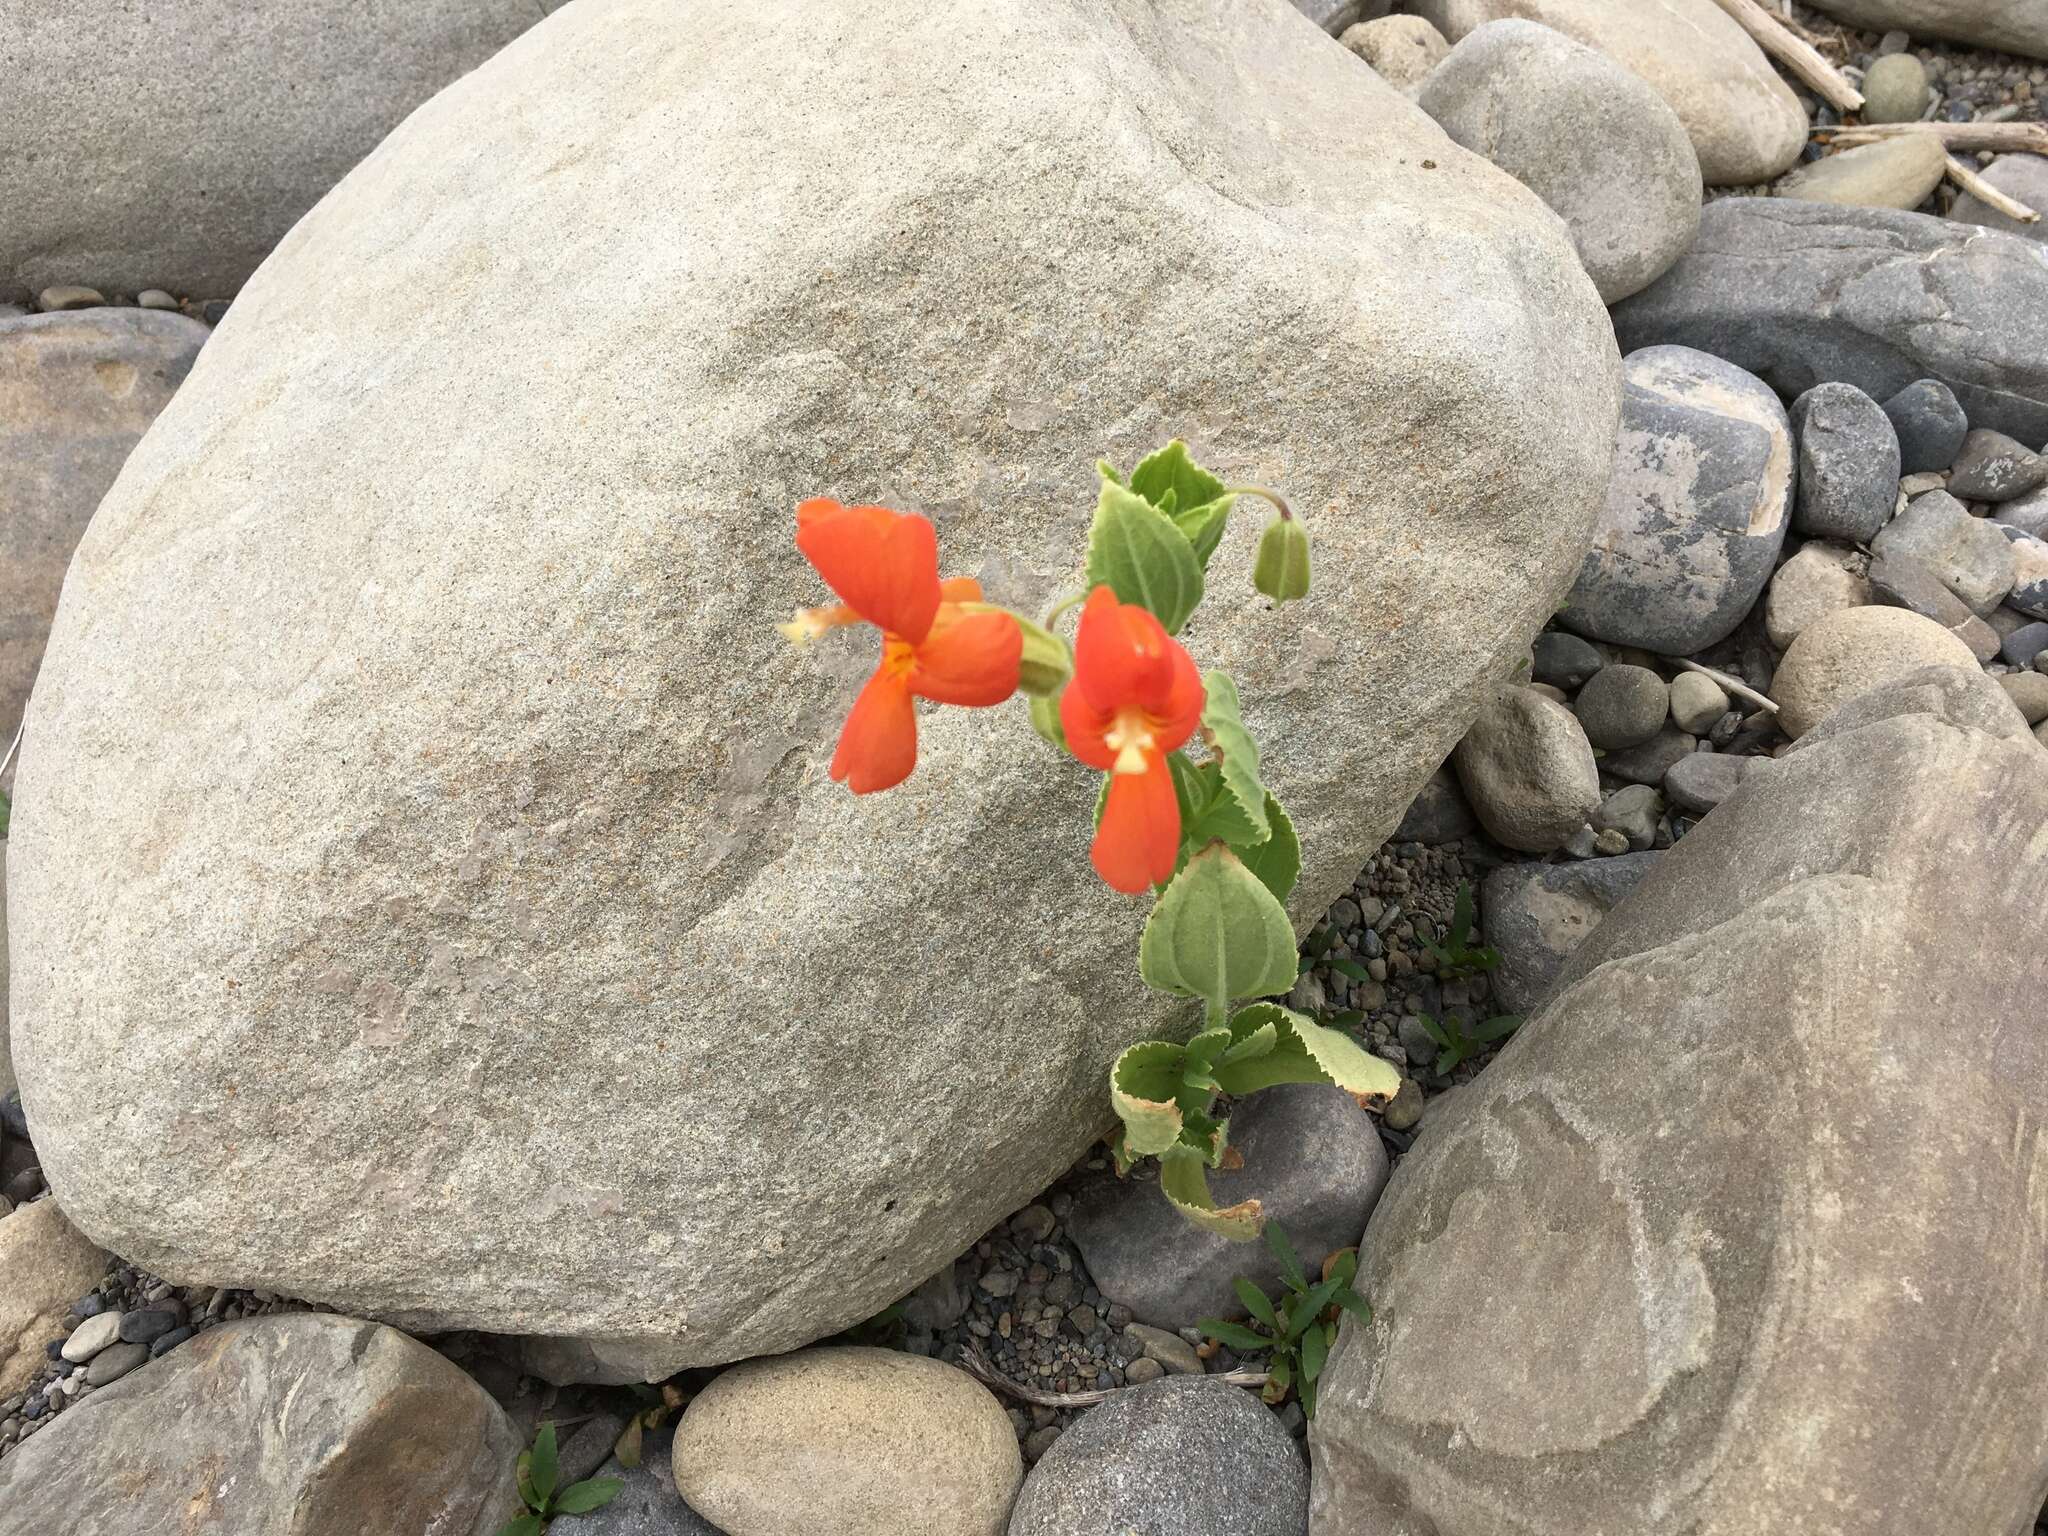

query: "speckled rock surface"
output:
1799 0 2048 59
1 309 209 743
0 1 555 299
1311 695 2048 1536
0 1315 521 1536
1774 605 1980 736
0 1200 110 1400
673 1348 1021 1536
6 0 1620 1379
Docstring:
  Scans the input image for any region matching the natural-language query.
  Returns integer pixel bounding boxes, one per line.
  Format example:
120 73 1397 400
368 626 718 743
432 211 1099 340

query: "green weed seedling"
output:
1197 1224 1372 1419
1419 881 1498 978
497 1422 622 1535
1417 1012 1522 1076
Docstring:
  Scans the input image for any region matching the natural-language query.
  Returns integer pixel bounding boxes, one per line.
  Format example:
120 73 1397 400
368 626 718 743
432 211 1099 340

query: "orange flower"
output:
1060 586 1206 893
788 498 1021 794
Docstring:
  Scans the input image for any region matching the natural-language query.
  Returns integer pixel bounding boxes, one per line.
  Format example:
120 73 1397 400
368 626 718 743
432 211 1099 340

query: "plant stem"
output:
1227 485 1293 522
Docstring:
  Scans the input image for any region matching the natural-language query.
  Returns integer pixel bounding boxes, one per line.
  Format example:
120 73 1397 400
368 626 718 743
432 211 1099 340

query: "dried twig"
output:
1816 121 2048 156
959 1344 1267 1408
1706 0 1863 113
1674 658 1779 715
1943 153 2041 223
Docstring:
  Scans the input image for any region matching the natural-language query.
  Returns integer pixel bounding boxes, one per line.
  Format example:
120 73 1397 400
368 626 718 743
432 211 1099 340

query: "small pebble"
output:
37 285 105 312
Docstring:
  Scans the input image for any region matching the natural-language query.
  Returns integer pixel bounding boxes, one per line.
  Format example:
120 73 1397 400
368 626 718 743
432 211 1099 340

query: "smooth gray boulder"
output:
1800 0 2048 59
1066 1084 1390 1332
1771 135 1946 210
1416 20 1701 303
1615 199 2048 444
0 1315 522 1536
1774 605 1979 737
1 309 209 743
1562 346 1793 655
1452 685 1603 852
0 1 553 300
1407 0 1805 186
1882 379 1971 474
1948 429 2048 503
1871 490 2016 614
1311 688 2048 1536
8 0 1621 1379
1008 1378 1308 1536
1292 0 1392 30
1480 852 1660 1014
1763 540 1870 650
1789 382 1899 543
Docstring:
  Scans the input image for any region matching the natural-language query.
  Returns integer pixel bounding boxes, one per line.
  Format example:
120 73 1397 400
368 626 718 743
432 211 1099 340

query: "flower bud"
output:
1252 516 1311 603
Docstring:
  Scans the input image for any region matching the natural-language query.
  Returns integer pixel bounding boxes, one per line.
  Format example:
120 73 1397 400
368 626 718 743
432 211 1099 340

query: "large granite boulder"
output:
1 309 209 743
1561 346 1793 655
1801 0 2048 59
0 1315 522 1535
1615 199 2048 445
9 0 1620 1378
1407 0 1806 185
1310 676 2048 1535
0 2 553 300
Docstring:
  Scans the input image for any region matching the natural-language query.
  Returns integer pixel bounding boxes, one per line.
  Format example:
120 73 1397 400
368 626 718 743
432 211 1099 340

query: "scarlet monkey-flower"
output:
785 498 1022 794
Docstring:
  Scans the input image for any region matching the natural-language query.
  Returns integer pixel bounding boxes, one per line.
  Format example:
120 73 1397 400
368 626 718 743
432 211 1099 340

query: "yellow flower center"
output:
1105 709 1155 775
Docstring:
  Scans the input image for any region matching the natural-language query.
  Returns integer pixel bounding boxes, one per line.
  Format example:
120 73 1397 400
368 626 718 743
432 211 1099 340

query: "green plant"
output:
0 788 10 838
1416 1011 1522 1076
1197 1225 1371 1419
496 1423 623 1535
784 442 1399 1244
1418 881 1498 978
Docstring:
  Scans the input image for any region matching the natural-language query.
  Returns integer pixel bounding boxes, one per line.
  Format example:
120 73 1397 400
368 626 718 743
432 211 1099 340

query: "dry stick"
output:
1943 153 2042 223
1674 658 1779 716
1816 121 2048 156
959 1344 1268 1409
1705 0 1863 113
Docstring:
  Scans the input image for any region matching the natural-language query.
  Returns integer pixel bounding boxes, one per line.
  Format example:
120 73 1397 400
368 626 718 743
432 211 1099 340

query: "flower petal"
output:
795 502 941 643
830 667 918 794
1092 752 1181 894
938 576 984 604
1072 585 1175 714
1059 678 1122 772
1150 641 1206 754
910 608 1021 707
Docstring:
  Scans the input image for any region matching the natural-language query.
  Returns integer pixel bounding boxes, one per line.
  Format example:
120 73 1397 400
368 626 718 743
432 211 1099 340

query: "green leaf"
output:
1266 1221 1308 1293
1235 794 1300 903
1268 1357 1294 1390
1335 1289 1374 1326
1329 958 1370 984
1199 1318 1274 1352
495 1517 544 1536
1209 1004 1403 1109
1471 1014 1524 1044
1159 1143 1263 1241
1300 1317 1329 1387
1451 881 1476 948
1130 440 1228 523
1085 477 1205 635
1140 845 1298 1007
1197 672 1270 846
1179 761 1265 850
1220 1018 1277 1066
529 1423 558 1507
1417 1016 1452 1049
0 789 10 839
1325 1247 1358 1287
1174 498 1236 569
555 1478 626 1515
1234 1277 1280 1331
1252 516 1312 603
515 1450 536 1512
1289 1276 1349 1338
1110 1040 1187 1159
